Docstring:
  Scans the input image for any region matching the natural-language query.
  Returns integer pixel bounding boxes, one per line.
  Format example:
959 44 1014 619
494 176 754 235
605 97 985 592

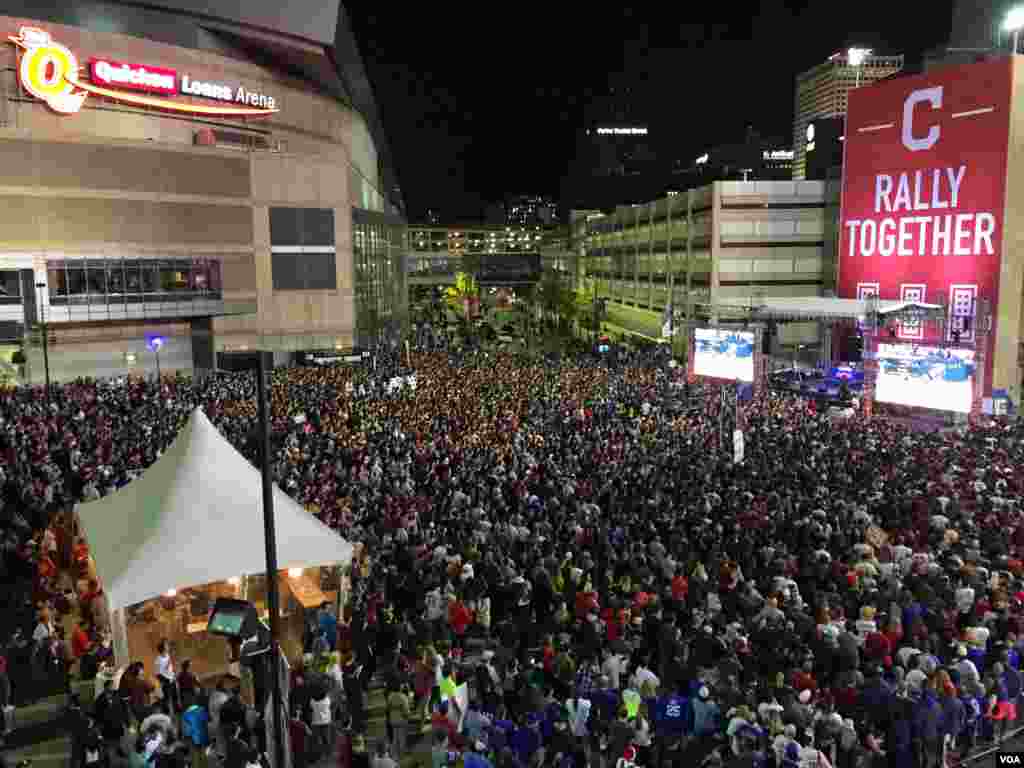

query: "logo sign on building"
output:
838 58 1012 371
9 26 279 117
180 75 277 109
89 58 177 95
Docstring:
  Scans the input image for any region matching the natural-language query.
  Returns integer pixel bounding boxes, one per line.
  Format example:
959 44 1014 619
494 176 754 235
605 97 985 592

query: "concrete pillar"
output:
111 606 130 669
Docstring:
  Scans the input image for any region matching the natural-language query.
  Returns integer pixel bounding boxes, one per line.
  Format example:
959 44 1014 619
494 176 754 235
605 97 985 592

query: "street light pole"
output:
847 47 872 88
149 336 165 383
35 282 50 407
256 353 286 768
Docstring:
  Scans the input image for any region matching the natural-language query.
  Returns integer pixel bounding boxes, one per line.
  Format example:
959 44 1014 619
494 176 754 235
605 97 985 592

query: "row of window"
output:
353 217 403 341
46 259 222 298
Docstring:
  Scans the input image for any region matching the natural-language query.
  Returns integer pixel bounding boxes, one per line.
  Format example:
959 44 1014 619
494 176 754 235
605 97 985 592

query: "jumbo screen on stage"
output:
875 343 975 413
693 328 755 382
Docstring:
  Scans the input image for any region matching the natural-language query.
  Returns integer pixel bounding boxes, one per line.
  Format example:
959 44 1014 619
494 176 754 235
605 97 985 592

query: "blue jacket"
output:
655 694 688 735
941 696 965 738
1004 668 1021 700
913 692 942 741
181 705 210 747
464 753 494 768
861 681 893 722
510 725 539 765
967 647 986 677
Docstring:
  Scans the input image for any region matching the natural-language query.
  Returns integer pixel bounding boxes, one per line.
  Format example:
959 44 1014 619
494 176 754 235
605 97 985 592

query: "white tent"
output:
77 408 353 611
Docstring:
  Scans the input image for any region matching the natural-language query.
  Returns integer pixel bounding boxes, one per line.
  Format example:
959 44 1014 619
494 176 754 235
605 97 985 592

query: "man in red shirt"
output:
448 598 473 653
71 622 93 660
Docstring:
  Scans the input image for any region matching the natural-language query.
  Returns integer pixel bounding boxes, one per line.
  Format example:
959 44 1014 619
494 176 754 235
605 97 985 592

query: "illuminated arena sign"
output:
90 58 177 95
9 26 279 117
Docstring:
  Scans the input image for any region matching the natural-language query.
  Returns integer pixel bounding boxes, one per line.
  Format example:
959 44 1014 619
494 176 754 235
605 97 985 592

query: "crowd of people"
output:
0 337 1023 768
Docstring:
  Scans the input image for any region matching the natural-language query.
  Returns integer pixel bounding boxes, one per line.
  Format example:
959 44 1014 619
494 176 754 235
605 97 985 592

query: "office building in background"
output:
673 127 793 189
792 50 903 180
505 195 559 228
571 180 839 353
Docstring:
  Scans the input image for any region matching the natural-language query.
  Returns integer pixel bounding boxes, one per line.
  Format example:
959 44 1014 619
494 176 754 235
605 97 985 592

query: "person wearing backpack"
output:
958 684 981 753
938 674 964 768
309 686 333 756
94 678 128 761
82 716 108 768
181 693 211 768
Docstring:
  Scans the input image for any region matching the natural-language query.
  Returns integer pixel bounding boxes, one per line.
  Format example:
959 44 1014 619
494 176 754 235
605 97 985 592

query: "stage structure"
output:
710 296 971 417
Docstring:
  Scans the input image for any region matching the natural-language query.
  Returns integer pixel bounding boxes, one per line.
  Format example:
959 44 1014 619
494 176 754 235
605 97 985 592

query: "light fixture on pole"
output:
847 47 872 88
34 282 51 407
255 352 286 768
1004 7 1024 54
147 335 165 382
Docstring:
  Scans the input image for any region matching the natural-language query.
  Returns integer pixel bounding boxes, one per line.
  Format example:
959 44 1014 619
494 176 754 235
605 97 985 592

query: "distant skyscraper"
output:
505 195 558 228
792 51 903 180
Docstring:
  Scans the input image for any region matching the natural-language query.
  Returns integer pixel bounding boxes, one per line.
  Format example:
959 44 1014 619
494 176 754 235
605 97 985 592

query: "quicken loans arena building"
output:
0 0 406 381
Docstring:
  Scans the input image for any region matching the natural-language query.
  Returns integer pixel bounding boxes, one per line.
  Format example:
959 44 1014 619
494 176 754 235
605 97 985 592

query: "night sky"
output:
344 0 955 222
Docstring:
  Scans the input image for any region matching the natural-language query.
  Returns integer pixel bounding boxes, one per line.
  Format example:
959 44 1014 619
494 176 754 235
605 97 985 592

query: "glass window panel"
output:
47 263 68 295
190 259 208 292
0 271 20 297
124 261 142 293
208 260 222 293
141 262 159 293
107 259 125 294
87 261 107 295
162 261 189 292
67 265 88 295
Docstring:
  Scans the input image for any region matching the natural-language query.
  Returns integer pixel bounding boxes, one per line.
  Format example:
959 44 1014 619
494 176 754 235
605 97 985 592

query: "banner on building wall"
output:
838 59 1012 394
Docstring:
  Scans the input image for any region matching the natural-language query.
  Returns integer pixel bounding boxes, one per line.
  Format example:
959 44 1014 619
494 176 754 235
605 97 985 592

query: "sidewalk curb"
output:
957 726 1024 764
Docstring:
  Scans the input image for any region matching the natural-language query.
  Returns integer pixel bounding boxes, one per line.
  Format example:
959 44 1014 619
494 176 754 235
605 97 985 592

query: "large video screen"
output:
693 328 755 382
875 343 975 414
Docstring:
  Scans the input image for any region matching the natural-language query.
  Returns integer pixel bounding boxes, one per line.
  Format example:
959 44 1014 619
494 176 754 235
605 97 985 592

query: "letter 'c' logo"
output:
902 86 942 152
9 27 88 114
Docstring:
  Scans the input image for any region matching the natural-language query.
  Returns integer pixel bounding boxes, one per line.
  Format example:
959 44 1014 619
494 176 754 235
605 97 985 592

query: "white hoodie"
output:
425 589 444 621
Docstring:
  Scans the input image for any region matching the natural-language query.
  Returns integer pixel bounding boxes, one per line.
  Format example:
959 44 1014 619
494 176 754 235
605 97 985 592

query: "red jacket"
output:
864 631 891 660
448 601 472 636
71 627 91 659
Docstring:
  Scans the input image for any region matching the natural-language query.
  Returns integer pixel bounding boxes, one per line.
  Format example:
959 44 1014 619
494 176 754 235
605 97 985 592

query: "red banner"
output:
839 59 1012 392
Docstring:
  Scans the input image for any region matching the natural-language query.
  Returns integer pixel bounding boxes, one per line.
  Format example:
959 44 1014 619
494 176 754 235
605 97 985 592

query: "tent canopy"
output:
77 408 353 611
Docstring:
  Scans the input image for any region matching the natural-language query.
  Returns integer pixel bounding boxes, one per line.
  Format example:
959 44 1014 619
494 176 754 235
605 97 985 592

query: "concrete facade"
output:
0 12 397 381
575 180 841 349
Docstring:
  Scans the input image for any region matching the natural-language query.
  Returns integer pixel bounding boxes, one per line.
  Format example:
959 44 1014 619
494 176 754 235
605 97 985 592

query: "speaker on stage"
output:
847 334 864 363
762 322 775 355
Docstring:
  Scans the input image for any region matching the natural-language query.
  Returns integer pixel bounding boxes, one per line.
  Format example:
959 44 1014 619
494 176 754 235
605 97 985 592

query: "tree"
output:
461 252 483 286
355 304 384 348
574 278 603 338
445 272 479 318
537 271 578 336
